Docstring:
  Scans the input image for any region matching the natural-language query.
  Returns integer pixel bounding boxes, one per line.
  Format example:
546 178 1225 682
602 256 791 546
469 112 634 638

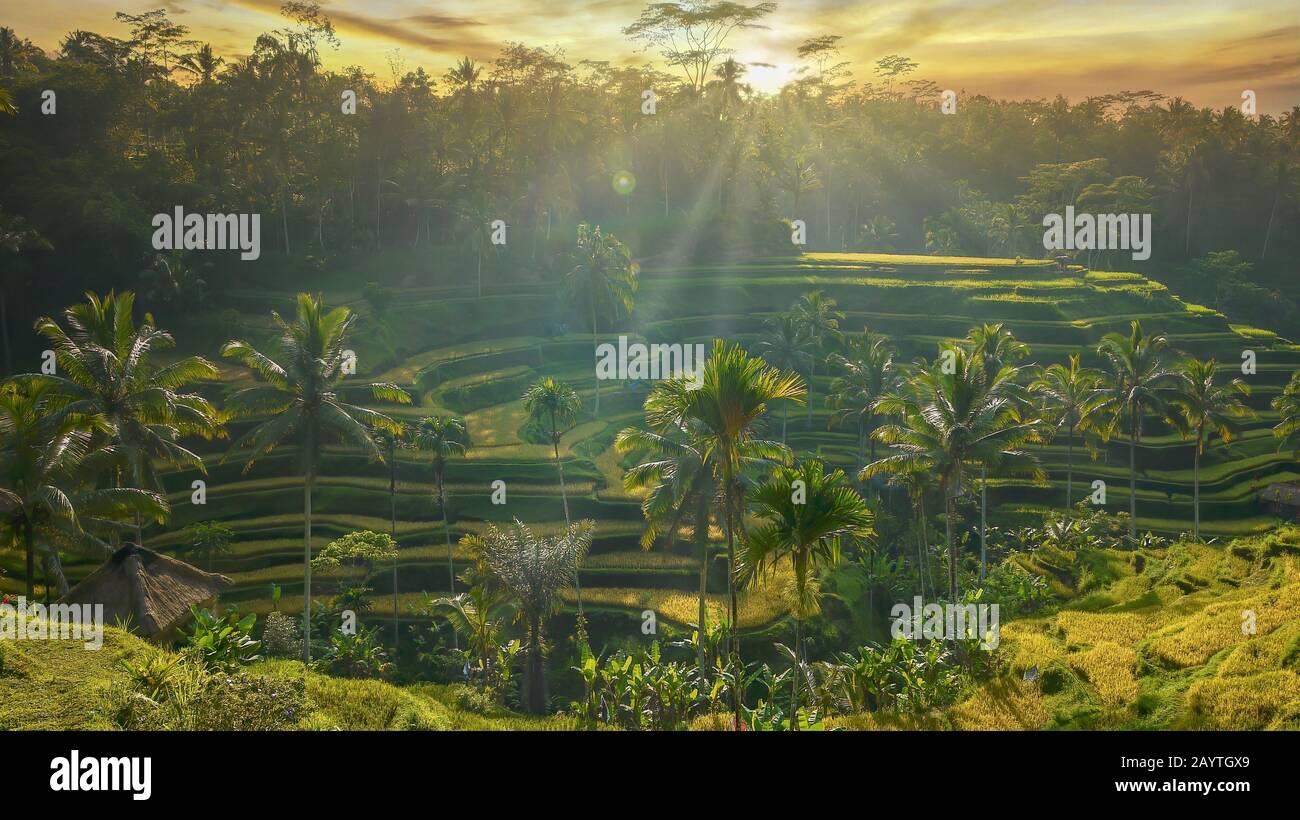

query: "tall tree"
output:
222 293 409 661
482 519 593 713
564 224 637 418
743 458 872 730
643 340 803 713
0 379 165 598
1092 321 1179 539
1167 358 1253 540
755 313 814 444
413 416 467 600
865 346 1042 600
791 290 844 428
35 291 224 546
522 377 585 613
1030 354 1104 511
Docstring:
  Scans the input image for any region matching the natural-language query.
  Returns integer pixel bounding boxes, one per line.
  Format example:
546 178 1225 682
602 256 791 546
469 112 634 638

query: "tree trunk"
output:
1066 422 1074 512
23 525 34 600
807 361 815 428
979 466 987 580
695 501 709 684
723 460 741 721
552 430 580 614
440 477 459 650
303 448 315 663
280 183 291 255
476 246 482 299
1261 185 1279 260
1193 431 1201 541
527 615 546 714
945 489 958 601
390 451 398 658
789 616 802 731
781 401 788 444
1128 416 1138 539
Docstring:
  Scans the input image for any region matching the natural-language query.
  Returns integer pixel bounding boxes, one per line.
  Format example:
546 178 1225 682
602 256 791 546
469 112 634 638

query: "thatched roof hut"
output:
58 543 232 639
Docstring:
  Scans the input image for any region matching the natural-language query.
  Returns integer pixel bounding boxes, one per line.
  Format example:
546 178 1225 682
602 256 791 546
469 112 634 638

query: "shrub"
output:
261 611 300 658
107 658 307 731
185 607 262 672
312 626 392 679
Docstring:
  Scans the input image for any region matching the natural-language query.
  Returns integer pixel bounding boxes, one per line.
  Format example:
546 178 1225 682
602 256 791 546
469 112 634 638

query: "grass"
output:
0 622 570 730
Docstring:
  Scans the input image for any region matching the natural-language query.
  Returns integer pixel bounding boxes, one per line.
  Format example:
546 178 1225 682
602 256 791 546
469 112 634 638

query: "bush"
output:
261 611 300 658
185 608 262 672
108 658 307 731
312 627 392 679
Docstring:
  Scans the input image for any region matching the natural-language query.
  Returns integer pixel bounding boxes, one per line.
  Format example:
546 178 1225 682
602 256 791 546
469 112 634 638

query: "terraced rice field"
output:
6 253 1296 639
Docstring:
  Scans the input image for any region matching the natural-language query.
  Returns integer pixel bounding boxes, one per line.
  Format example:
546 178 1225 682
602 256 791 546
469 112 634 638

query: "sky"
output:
7 0 1299 112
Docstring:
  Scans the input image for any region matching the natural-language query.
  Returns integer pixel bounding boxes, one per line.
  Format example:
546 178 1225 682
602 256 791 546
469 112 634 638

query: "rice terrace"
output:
1 0 1298 761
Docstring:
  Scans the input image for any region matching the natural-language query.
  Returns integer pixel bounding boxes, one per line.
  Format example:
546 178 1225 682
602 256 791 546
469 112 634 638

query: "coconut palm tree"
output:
563 224 637 418
523 376 585 612
643 340 804 702
743 458 873 730
35 291 224 545
864 346 1043 600
1031 354 1105 510
1167 358 1253 540
1091 320 1179 539
791 290 844 429
373 422 408 653
755 314 815 443
482 519 593 713
828 330 897 467
413 416 467 597
0 379 165 598
1273 370 1300 455
222 293 410 661
962 323 1032 578
616 418 721 680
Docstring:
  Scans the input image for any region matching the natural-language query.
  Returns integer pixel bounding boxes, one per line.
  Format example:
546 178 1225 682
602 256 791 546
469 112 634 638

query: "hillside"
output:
3 252 1297 642
6 527 1297 731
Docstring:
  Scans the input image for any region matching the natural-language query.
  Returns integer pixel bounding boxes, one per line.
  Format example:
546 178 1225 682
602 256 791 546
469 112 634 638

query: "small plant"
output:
260 611 300 658
313 626 391 679
185 607 261 672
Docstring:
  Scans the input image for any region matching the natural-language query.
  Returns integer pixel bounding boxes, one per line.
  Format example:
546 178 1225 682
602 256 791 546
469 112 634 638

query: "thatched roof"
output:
58 543 232 637
1260 483 1300 507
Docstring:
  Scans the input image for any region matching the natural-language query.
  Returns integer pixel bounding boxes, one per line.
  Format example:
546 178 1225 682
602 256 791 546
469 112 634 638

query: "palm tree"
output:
563 224 637 418
1031 354 1105 510
429 584 507 690
744 459 873 730
755 314 815 443
1167 358 1253 540
643 341 804 703
1092 321 1179 539
523 377 584 612
791 290 844 429
0 379 165 598
482 519 593 713
1273 370 1300 455
35 291 224 545
828 330 897 467
865 346 1043 600
413 416 467 599
962 323 1031 578
222 293 410 661
373 422 408 653
616 419 721 680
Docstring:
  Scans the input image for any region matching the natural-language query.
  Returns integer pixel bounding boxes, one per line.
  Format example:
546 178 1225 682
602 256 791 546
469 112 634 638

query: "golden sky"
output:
8 0 1299 111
